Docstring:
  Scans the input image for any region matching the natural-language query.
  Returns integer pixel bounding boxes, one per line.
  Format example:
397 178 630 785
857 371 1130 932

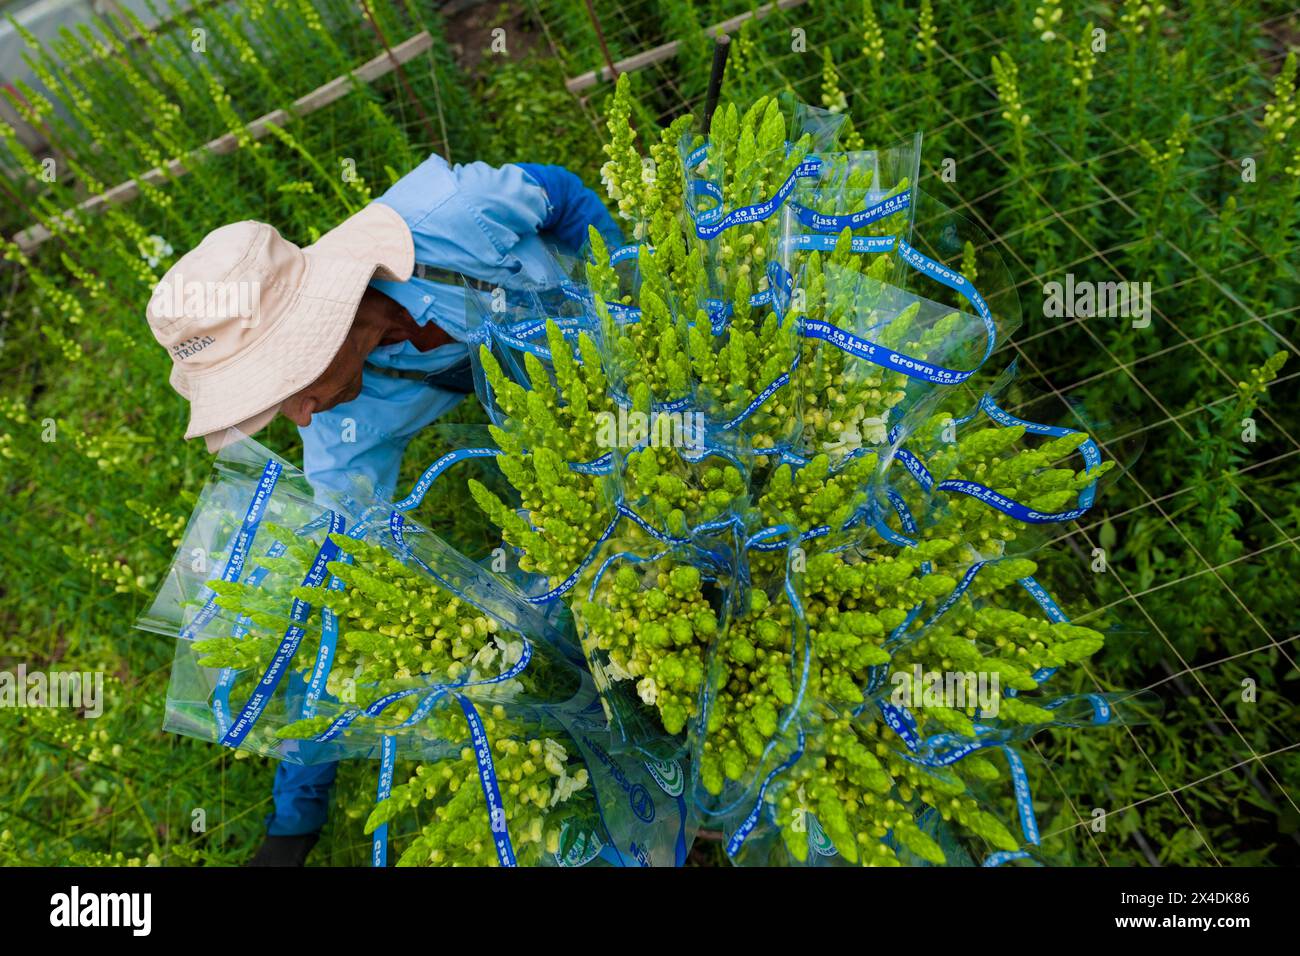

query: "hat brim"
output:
308 201 413 283
180 204 414 443
202 405 283 453
181 253 372 440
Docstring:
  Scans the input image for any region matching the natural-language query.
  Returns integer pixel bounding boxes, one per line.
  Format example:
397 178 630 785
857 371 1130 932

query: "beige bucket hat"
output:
146 203 414 451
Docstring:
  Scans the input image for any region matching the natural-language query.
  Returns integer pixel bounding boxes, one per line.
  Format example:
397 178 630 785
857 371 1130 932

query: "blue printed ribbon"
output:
802 313 987 386
799 237 997 386
884 721 1042 848
877 698 924 751
877 555 987 678
1014 575 1068 692
569 451 614 475
371 734 396 867
348 447 506 538
889 392 1102 523
303 556 348 719
784 233 898 253
787 189 912 232
181 459 282 641
391 447 503 512
481 316 589 363
687 150 822 240
983 850 1036 866
925 560 987 627
569 261 766 329
1044 692 1113 725
458 693 517 866
859 403 1111 853
308 629 532 742
219 511 346 748
881 680 1112 853
725 729 806 858
212 505 354 733
523 509 624 605
1003 744 1040 845
609 243 641 265
714 351 801 432
213 544 285 736
363 698 520 870
973 392 1101 513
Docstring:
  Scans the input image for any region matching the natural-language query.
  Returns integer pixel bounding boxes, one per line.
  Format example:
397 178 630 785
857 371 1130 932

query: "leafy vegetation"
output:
1 0 1296 866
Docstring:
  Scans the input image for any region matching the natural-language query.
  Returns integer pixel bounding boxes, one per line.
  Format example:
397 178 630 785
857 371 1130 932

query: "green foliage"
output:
2 0 1296 868
204 524 591 865
367 708 592 867
0 0 495 865
472 83 1118 866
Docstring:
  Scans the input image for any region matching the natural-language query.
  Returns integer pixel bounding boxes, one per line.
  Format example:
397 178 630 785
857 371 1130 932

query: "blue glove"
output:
516 162 622 254
266 761 338 836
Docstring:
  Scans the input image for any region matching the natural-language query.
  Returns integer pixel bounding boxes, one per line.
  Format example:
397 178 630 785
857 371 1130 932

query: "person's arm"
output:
301 409 404 505
513 163 623 253
300 373 465 504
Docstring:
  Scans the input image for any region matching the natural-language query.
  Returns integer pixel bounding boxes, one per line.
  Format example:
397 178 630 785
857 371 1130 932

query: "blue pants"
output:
267 760 338 835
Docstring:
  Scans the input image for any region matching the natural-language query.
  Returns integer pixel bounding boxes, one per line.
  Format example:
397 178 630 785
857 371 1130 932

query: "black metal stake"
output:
702 34 731 134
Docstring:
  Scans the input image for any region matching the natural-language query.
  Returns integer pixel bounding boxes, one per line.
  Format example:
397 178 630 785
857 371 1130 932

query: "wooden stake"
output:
565 0 807 93
10 31 435 253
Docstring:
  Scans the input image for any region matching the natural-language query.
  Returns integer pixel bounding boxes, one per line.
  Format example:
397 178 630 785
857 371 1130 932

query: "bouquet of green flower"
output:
464 77 1129 866
141 439 690 867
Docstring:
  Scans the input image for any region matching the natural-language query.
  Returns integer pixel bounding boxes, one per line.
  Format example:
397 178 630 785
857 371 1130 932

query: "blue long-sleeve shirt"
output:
515 163 620 253
275 159 618 837
299 157 619 501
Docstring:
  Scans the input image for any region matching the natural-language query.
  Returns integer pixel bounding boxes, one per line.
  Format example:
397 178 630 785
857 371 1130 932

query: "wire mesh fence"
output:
1 0 1296 866
514 0 1300 865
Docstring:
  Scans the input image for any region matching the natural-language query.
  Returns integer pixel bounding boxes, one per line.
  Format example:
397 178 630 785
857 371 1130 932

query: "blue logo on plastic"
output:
629 784 654 823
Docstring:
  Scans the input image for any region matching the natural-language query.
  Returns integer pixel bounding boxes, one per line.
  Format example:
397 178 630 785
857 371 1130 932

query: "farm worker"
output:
146 157 619 866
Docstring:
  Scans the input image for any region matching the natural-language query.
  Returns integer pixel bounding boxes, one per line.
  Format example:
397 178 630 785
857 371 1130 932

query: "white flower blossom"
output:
861 415 888 445
637 676 658 705
542 737 568 776
471 641 499 670
549 767 590 807
141 235 173 269
600 163 623 200
498 637 523 669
